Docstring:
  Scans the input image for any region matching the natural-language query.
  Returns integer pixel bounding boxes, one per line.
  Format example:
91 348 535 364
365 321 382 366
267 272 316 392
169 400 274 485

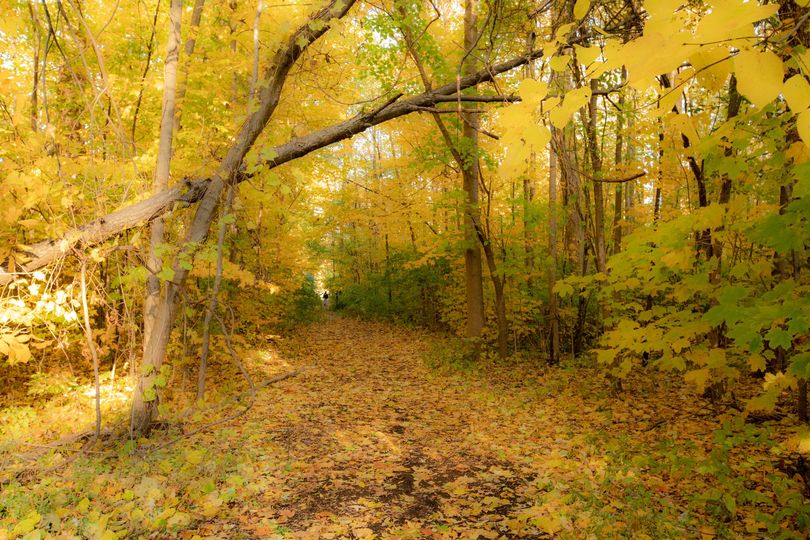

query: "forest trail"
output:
0 315 792 539
219 314 559 538
191 315 711 539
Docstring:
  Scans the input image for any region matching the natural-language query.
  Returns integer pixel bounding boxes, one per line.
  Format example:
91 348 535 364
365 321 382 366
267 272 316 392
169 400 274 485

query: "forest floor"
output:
1 314 808 539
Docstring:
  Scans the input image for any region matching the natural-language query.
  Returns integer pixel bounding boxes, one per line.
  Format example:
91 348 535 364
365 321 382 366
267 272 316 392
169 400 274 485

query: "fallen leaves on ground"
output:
1 315 808 538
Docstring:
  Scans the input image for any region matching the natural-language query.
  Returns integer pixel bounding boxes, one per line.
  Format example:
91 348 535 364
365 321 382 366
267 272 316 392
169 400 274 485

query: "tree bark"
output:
198 187 234 401
27 0 41 132
612 78 625 255
144 0 182 354
174 0 206 133
461 0 486 357
586 79 606 273
548 128 560 364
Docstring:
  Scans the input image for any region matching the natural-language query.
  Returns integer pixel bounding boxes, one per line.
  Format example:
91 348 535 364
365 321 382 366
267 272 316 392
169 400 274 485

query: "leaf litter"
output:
1 315 808 539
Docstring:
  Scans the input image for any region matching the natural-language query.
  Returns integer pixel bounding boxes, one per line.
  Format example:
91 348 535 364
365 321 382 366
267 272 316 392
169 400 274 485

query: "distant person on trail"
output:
322 291 329 308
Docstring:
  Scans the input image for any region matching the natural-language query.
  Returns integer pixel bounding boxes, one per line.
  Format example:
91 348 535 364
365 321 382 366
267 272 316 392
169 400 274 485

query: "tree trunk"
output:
27 0 41 132
586 79 606 273
611 71 625 255
198 187 234 401
144 0 181 355
548 128 560 364
460 0 486 355
174 0 206 133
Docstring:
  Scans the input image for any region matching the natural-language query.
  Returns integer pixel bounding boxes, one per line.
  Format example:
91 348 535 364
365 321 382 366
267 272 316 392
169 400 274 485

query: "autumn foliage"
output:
1 0 810 537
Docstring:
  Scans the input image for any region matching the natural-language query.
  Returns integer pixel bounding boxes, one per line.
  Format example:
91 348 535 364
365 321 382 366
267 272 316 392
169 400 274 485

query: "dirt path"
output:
190 315 575 539
255 316 543 539
187 315 718 539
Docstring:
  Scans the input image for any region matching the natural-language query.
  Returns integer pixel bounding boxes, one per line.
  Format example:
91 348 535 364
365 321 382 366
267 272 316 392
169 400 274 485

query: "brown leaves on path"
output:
187 315 702 539
178 315 808 539
5 315 803 539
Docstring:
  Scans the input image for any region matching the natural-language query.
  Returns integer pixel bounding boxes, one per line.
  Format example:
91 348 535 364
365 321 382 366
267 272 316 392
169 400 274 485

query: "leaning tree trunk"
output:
130 0 359 435
0 51 543 287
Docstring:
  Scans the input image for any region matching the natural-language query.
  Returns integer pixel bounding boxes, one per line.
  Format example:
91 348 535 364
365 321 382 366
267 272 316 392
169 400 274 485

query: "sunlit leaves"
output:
690 46 732 92
694 0 779 44
518 79 547 105
797 110 810 146
573 45 600 66
548 55 569 72
783 75 810 112
549 86 591 129
734 49 784 109
573 0 590 20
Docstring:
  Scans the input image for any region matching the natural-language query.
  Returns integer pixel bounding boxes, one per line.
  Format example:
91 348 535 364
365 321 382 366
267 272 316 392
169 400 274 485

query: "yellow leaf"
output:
185 449 204 465
549 55 569 72
573 0 590 19
690 46 732 92
706 348 726 369
76 498 90 513
747 354 766 372
786 430 810 454
574 44 600 65
645 0 683 18
200 495 223 518
549 86 591 128
798 109 810 146
685 368 711 393
783 75 810 111
695 1 779 44
550 23 574 47
518 78 548 106
734 49 783 109
523 124 550 148
11 511 40 536
352 528 375 540
6 338 31 365
532 515 563 534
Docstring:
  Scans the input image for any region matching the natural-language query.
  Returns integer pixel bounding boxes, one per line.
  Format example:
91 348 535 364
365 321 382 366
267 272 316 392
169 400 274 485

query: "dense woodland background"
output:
1 0 810 537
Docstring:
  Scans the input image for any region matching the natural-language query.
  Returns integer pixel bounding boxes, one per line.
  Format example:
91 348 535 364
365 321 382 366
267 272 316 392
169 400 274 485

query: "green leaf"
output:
260 147 278 162
789 353 810 378
718 285 748 305
553 281 575 297
765 328 792 350
157 267 175 282
723 493 737 516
